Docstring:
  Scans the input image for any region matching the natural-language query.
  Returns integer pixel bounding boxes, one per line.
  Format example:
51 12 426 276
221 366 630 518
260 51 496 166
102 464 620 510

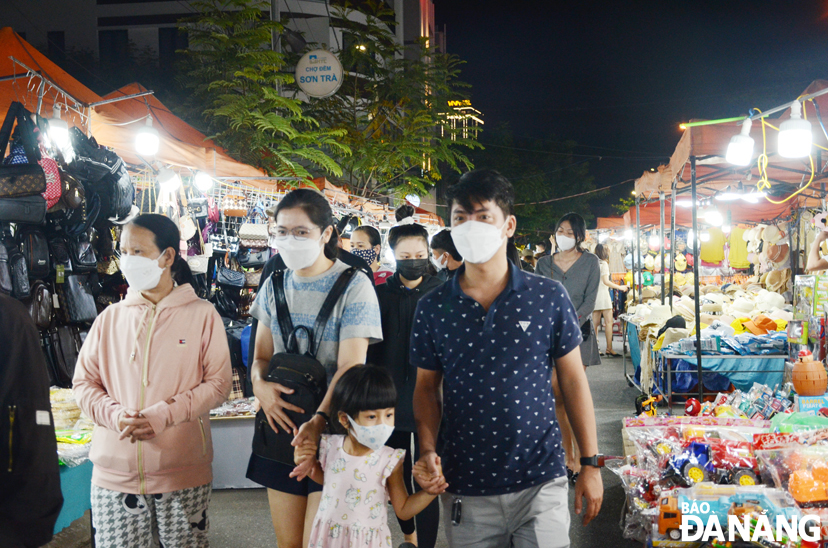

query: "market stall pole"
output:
669 181 677 311
690 156 704 402
636 197 642 303
660 191 665 304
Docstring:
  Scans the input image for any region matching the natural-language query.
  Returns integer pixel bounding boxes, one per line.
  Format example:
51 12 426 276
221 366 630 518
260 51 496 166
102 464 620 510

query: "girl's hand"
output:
290 456 317 482
294 439 317 466
252 379 304 434
414 451 448 495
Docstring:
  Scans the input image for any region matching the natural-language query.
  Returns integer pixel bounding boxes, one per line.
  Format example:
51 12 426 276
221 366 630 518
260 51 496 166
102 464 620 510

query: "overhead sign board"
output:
295 49 344 98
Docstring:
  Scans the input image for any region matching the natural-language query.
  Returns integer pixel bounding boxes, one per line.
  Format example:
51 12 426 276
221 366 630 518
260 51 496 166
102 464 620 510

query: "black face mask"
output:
396 259 429 281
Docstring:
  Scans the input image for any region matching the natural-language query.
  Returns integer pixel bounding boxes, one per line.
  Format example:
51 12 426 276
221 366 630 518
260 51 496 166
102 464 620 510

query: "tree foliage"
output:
181 0 348 179
292 0 480 197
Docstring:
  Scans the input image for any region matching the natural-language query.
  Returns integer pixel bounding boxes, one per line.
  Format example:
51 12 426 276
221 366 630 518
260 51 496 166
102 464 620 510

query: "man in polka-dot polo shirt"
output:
410 170 603 548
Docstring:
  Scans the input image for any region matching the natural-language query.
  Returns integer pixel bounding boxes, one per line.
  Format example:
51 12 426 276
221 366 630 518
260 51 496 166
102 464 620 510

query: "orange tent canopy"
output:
0 27 102 136
624 198 794 228
596 216 626 229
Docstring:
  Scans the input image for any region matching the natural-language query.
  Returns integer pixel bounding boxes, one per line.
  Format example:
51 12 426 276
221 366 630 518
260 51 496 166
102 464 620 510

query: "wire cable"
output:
513 178 635 206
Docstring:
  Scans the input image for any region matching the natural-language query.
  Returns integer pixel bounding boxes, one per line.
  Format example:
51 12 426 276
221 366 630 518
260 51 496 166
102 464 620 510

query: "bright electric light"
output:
648 235 660 250
158 167 181 192
778 100 812 158
700 231 711 242
704 209 723 226
742 191 766 204
384 247 395 264
194 171 213 191
48 105 70 149
624 230 633 240
725 118 754 166
687 230 694 247
135 117 160 156
722 223 731 234
599 232 609 243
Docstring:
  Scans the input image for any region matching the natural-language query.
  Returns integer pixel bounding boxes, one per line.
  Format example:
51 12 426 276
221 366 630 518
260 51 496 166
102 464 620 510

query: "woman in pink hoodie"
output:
73 214 232 548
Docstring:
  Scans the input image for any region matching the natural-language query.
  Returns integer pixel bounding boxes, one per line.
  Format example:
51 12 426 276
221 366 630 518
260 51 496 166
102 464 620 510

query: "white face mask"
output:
430 253 447 271
268 235 280 250
274 235 324 270
347 415 394 452
121 253 166 291
450 220 507 264
556 234 577 252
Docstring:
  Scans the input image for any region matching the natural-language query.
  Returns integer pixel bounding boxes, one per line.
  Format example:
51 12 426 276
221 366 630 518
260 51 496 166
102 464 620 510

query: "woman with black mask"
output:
367 222 442 548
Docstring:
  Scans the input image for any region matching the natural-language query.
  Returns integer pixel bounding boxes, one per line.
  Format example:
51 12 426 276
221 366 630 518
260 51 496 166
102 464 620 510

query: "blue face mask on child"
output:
347 415 394 452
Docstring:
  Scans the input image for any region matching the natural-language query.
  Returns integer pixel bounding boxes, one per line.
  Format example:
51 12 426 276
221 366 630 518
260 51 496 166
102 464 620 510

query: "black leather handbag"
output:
251 267 356 465
188 198 208 219
68 230 97 272
0 194 47 224
48 326 83 388
57 274 97 323
21 281 52 329
8 249 30 298
48 236 73 273
238 247 271 268
20 227 50 280
217 266 244 288
0 244 11 294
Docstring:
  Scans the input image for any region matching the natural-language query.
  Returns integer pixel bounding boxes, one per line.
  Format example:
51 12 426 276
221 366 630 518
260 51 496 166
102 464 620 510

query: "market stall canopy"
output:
634 79 828 208
0 27 101 135
623 198 795 228
597 216 626 229
90 83 273 185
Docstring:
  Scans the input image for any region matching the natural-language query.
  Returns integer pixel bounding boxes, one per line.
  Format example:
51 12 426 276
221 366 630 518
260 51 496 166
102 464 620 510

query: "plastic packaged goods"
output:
754 430 828 508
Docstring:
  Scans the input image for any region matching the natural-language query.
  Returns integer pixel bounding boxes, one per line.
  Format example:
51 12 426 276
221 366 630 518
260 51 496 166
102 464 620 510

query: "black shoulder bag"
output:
252 267 357 464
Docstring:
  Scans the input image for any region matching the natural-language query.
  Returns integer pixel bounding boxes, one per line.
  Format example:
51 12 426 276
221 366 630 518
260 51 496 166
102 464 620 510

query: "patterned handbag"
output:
222 195 248 218
244 269 262 287
0 102 46 198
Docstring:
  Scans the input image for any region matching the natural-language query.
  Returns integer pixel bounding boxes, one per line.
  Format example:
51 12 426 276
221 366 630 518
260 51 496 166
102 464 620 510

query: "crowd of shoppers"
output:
9 171 608 548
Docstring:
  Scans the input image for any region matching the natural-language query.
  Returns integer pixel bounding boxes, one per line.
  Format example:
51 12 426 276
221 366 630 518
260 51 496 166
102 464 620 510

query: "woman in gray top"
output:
535 211 600 481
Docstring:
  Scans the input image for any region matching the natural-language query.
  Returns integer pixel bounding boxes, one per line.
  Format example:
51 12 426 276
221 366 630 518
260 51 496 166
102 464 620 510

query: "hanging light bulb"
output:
722 211 732 234
778 100 812 158
725 118 754 166
158 167 181 192
48 104 70 149
598 232 609 243
648 235 660 250
194 171 213 191
624 229 633 240
135 117 160 156
703 208 724 227
687 230 694 247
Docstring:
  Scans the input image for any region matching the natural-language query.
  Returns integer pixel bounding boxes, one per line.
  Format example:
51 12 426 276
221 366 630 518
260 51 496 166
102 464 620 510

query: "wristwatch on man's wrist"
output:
579 454 605 468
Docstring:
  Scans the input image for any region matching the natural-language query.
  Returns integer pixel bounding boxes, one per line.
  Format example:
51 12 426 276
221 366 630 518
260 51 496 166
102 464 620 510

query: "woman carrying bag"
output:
73 214 232 547
247 188 382 548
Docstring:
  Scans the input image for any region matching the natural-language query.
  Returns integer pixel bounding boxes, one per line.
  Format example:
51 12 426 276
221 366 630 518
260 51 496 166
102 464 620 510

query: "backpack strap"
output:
0 102 40 164
310 267 357 357
270 269 295 351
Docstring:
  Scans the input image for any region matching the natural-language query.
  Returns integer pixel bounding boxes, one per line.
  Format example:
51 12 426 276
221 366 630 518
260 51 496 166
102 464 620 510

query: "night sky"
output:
436 0 828 218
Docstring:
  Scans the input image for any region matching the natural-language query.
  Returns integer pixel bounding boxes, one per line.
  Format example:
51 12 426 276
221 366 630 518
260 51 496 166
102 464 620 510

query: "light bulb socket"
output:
778 101 812 158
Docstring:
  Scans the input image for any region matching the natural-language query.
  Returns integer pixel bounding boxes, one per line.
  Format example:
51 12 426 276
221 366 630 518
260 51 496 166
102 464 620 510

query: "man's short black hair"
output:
431 229 462 261
446 169 515 218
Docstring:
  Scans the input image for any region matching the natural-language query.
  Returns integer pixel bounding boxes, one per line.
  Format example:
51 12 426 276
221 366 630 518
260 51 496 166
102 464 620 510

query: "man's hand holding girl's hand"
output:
413 451 449 495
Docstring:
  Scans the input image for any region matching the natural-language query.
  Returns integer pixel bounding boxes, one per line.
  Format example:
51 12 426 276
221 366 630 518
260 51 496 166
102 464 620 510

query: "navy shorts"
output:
246 453 323 496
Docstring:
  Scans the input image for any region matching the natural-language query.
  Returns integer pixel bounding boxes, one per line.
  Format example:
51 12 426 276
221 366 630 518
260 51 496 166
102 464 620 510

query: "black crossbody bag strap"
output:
0 102 40 163
311 267 357 357
271 269 295 351
271 267 357 357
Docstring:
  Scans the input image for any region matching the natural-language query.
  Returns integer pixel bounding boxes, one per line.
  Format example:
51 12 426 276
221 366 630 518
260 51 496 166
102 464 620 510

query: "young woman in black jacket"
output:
367 222 442 548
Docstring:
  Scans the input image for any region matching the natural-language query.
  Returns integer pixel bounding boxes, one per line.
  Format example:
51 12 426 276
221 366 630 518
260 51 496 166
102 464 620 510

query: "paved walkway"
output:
208 344 643 548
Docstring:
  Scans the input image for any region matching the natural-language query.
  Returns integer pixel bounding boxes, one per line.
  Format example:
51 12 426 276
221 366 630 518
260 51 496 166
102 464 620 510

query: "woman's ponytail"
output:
171 254 194 287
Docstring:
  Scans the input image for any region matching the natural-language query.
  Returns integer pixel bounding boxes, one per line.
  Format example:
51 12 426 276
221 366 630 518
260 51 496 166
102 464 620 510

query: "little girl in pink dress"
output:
292 365 439 548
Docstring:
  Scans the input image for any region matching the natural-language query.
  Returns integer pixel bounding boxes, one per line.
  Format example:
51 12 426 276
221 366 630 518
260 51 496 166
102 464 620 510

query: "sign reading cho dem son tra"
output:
295 49 344 98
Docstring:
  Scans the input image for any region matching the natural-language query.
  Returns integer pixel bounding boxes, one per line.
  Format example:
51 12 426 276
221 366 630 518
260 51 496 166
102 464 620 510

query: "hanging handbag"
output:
222 195 248 218
0 102 46 198
137 180 158 214
8 248 30 298
238 222 269 242
0 244 11 294
212 287 239 319
238 247 271 268
251 267 357 464
68 230 97 272
48 236 73 274
48 326 83 388
208 197 220 223
0 194 47 224
188 197 208 219
217 254 245 288
57 274 98 324
244 269 262 288
19 227 50 280
21 280 52 329
59 171 85 210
